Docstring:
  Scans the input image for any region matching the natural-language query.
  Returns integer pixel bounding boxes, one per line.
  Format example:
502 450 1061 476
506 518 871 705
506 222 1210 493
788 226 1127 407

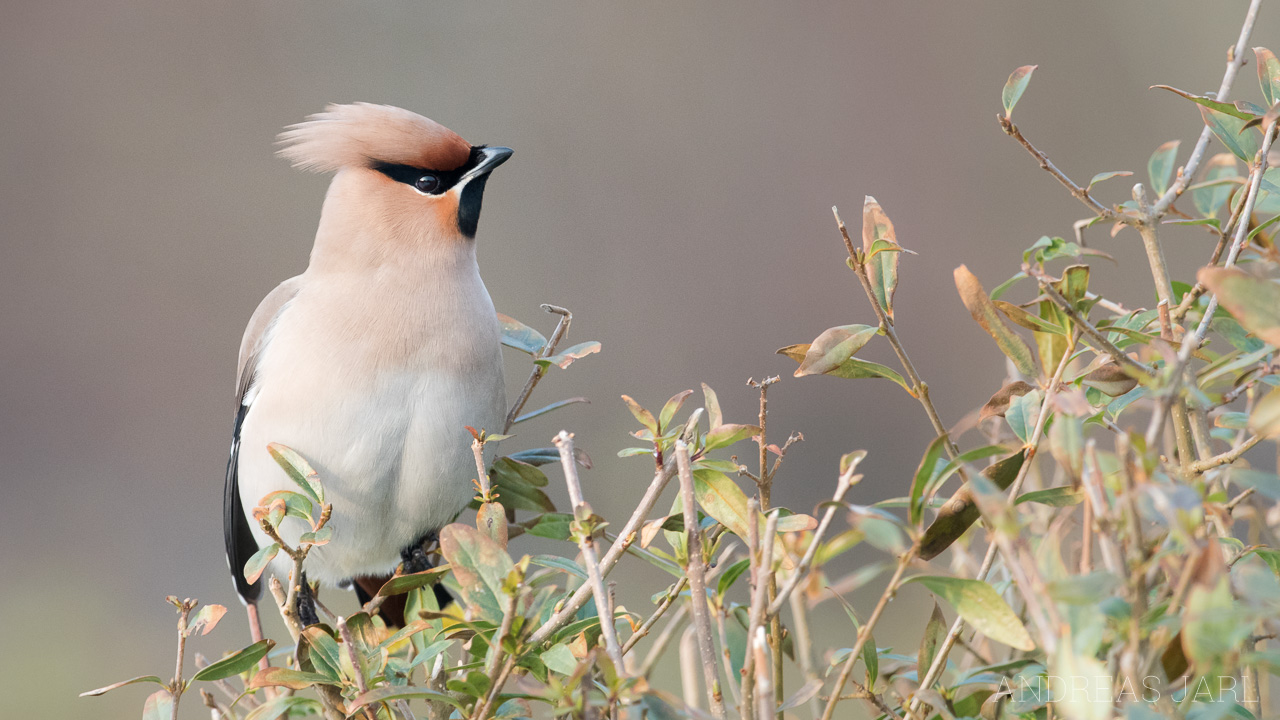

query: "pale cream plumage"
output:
223 104 511 617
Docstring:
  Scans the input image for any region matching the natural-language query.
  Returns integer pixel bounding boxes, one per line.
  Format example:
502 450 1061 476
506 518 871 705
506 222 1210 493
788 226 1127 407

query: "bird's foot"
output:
399 531 439 575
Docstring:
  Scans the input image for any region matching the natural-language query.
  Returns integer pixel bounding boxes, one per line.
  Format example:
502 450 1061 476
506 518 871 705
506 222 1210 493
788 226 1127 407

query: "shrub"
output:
82 2 1280 718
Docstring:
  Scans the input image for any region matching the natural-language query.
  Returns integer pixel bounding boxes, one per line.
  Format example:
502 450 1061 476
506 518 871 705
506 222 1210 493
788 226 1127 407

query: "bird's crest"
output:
277 103 472 173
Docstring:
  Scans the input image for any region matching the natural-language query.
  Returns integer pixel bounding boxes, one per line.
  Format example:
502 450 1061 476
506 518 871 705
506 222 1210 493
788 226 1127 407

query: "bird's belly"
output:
237 364 505 586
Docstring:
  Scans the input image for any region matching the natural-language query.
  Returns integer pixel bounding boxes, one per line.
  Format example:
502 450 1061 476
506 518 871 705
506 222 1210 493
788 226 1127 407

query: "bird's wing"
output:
224 276 303 604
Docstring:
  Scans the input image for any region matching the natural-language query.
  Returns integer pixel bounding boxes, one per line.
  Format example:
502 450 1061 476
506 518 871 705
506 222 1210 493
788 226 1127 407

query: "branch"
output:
997 115 1120 221
1152 0 1264 215
1024 265 1151 379
504 305 572 432
553 431 626 671
621 577 687 655
768 462 859 615
1189 434 1265 474
675 440 728 719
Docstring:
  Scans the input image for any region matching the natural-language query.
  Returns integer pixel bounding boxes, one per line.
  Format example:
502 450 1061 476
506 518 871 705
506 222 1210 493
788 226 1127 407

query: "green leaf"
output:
829 589 878 690
906 576 1035 650
541 644 579 675
259 490 314 524
1153 85 1257 120
374 566 452 598
862 196 901 319
704 423 761 451
717 558 751 597
1199 267 1280 346
1005 389 1043 444
298 626 342 680
954 265 1038 377
142 690 174 720
266 443 323 504
692 469 752 539
918 601 946 682
1256 48 1280 107
1016 486 1084 507
349 687 465 714
995 300 1066 334
1086 170 1132 191
1193 154 1240 217
512 397 589 424
243 543 280 584
243 696 322 720
523 512 574 541
1200 105 1262 162
248 667 338 690
658 389 694 431
910 435 949 527
530 554 587 580
79 675 164 697
795 324 878 377
929 444 1011 499
496 312 547 355
1148 140 1180 197
440 523 516 623
539 341 601 369
621 395 658 433
191 639 275 682
919 451 1026 561
1002 65 1037 119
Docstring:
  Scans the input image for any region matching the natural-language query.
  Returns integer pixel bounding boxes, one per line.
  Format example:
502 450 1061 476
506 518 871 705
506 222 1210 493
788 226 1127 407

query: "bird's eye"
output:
414 174 442 194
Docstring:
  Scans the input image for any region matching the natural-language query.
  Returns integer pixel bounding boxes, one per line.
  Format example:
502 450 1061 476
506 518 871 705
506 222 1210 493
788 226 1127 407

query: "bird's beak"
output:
460 146 513 184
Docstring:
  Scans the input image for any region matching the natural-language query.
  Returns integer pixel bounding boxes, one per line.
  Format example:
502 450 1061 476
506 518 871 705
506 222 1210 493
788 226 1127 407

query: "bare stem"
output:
1189 434 1265 474
170 599 194 720
554 431 627 671
504 305 572 432
676 440 728 719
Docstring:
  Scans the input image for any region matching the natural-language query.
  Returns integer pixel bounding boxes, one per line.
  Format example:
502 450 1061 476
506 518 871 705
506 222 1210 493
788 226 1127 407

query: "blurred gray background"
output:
2 2 1275 717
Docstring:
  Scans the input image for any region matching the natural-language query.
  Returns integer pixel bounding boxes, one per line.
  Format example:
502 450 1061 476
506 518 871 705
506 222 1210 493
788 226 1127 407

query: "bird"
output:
222 103 511 628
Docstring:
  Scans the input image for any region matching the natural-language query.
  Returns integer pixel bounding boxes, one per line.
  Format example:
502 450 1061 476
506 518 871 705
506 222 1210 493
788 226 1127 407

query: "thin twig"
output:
1152 0 1264 216
768 461 859 615
622 577 687 655
1189 434 1265 474
997 116 1120 221
819 549 916 720
740 505 779 719
504 305 572 432
554 431 626 671
676 440 728 719
1024 265 1150 379
169 599 194 720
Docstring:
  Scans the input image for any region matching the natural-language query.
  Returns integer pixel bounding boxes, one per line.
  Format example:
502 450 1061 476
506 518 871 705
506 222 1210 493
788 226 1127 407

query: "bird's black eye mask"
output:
371 145 490 197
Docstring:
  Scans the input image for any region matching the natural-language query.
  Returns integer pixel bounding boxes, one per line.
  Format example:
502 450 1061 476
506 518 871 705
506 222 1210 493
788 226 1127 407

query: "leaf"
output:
774 512 817 532
259 490 314 524
701 383 723 428
1051 645 1112 720
1082 362 1140 397
79 675 164 697
266 444 323 505
439 523 516 623
512 397 589 424
374 566 452 598
910 435 949 527
1200 105 1262 162
1199 268 1280 346
1251 387 1280 438
862 196 901 319
1257 48 1280 107
919 450 1026 561
907 576 1035 650
717 558 752 597
477 501 508 548
979 381 1035 422
918 602 946 680
830 589 879 689
298 627 342 680
954 265 1038 377
523 512 574 541
795 324 878 377
1147 140 1180 197
187 603 227 637
658 389 694 431
1005 389 1043 445
191 639 275 682
244 696 322 720
704 423 761 451
249 667 338 690
1086 170 1132 190
141 690 175 720
1002 65 1037 119
243 543 280 584
1193 154 1241 217
539 341 601 369
541 644 579 675
496 312 547 355
621 395 658 433
530 554 588 580
692 469 751 539
1016 486 1084 507
777 678 824 712
1152 85 1257 120
349 687 465 714
995 300 1066 334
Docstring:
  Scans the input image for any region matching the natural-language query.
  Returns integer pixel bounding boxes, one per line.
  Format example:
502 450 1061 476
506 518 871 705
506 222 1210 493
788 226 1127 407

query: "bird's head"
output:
277 103 512 255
